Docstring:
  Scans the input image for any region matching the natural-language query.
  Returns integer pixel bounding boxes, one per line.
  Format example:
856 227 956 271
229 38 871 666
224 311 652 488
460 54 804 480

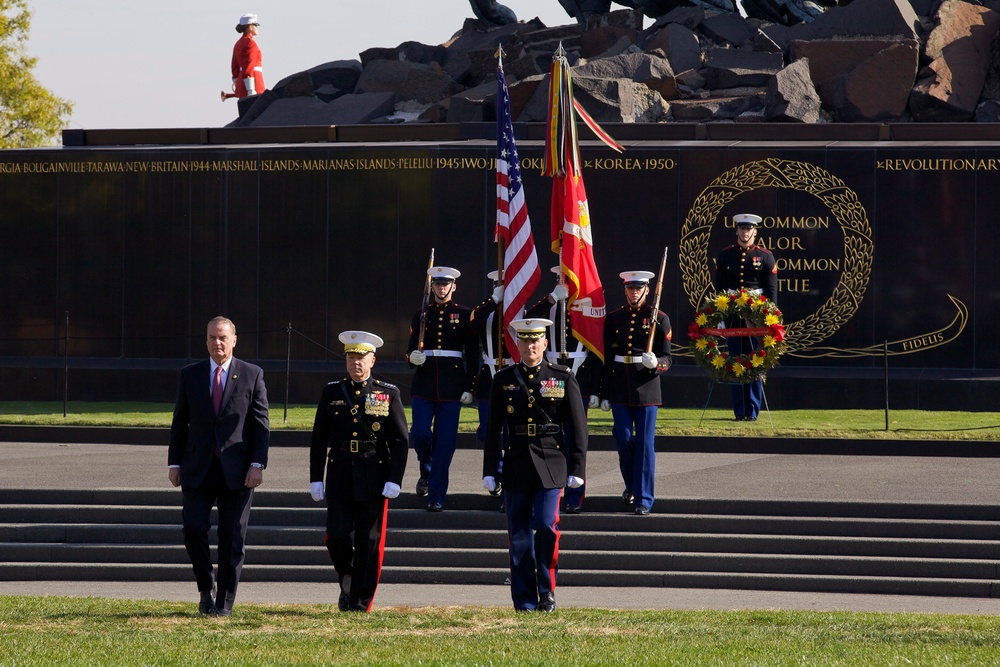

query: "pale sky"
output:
25 1 573 131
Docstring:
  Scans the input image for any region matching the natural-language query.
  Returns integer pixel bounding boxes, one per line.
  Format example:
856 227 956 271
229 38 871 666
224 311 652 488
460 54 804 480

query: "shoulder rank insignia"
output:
374 380 397 390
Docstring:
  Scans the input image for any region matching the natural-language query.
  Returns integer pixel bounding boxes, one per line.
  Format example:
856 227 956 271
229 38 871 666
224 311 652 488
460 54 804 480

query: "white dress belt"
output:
614 355 644 364
483 353 514 365
546 351 588 361
426 350 463 358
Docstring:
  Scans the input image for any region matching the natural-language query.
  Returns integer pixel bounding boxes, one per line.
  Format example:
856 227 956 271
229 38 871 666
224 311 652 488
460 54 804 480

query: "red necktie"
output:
212 365 223 415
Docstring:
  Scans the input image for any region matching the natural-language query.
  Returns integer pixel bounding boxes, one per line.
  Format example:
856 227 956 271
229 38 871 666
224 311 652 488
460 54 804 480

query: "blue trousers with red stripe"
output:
503 486 561 611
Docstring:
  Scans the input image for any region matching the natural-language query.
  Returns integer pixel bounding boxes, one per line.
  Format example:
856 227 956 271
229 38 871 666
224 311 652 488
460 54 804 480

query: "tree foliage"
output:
0 0 72 147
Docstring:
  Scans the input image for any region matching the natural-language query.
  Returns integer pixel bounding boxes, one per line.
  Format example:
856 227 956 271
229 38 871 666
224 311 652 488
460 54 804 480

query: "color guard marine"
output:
469 271 510 496
600 270 672 516
483 318 588 612
308 331 408 612
406 266 478 511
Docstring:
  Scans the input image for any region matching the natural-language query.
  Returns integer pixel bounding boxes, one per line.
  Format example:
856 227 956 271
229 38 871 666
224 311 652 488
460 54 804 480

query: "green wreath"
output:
688 289 787 383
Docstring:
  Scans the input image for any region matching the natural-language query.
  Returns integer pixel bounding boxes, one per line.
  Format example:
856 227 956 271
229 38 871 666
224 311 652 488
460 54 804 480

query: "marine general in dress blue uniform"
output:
483 318 588 612
714 213 778 421
406 266 478 511
525 266 603 514
309 331 408 612
599 270 672 516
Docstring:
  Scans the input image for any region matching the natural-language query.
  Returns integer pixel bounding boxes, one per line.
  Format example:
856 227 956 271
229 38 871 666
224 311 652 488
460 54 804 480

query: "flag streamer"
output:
543 45 616 362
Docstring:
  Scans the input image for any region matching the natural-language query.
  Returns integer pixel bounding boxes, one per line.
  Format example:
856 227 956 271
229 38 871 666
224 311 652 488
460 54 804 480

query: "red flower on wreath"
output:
688 322 702 340
770 324 786 342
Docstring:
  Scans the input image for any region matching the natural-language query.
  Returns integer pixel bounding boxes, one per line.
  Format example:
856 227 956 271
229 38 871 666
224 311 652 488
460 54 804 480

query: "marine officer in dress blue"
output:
483 318 588 612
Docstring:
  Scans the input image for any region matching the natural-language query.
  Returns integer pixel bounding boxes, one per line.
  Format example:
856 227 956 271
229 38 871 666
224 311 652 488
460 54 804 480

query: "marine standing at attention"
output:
406 266 478 512
714 213 778 422
600 270 671 516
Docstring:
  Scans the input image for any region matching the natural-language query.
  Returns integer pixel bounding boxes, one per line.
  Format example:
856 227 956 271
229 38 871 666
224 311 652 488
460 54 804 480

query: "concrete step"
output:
3 488 1000 597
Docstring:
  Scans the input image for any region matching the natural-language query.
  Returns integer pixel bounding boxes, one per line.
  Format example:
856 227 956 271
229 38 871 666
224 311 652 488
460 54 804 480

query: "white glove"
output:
492 285 504 303
460 391 474 405
409 350 426 366
550 284 569 301
588 395 599 409
600 399 611 412
567 475 584 489
382 481 400 499
641 352 658 369
244 77 256 95
310 481 325 502
483 476 497 493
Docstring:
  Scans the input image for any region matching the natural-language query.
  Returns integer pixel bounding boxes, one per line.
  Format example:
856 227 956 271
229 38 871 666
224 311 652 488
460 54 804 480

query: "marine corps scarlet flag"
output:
544 44 621 362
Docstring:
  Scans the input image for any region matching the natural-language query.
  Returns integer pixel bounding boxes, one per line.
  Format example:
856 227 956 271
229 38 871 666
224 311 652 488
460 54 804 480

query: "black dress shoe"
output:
634 505 651 516
564 504 581 514
198 591 215 615
427 502 443 512
537 592 555 612
213 608 232 617
621 490 634 505
416 477 429 497
338 592 350 612
745 416 758 422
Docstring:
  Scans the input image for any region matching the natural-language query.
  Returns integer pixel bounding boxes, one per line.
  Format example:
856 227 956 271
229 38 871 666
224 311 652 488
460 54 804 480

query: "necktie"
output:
212 365 223 415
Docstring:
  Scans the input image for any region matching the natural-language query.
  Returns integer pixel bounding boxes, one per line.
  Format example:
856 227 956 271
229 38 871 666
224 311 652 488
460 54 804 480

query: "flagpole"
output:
496 237 505 370
558 229 567 362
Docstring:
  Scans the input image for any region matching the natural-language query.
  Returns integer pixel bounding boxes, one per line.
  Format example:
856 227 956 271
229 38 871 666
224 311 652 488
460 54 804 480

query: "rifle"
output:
417 248 435 352
645 246 669 354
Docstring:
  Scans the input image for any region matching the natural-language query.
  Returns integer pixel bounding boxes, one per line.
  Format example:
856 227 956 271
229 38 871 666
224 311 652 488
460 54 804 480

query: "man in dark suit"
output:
309 330 408 612
168 316 270 616
600 271 672 516
483 318 588 612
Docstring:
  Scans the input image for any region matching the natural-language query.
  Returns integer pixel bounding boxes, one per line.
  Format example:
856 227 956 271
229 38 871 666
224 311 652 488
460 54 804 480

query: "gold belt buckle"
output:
350 440 359 453
527 423 536 437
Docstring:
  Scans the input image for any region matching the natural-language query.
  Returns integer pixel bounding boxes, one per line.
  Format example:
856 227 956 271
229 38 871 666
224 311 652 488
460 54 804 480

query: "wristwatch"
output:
250 462 265 470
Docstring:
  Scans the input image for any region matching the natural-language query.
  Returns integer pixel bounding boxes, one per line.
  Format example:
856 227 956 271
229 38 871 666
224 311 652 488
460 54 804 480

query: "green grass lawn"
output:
1 401 999 440
2 596 999 666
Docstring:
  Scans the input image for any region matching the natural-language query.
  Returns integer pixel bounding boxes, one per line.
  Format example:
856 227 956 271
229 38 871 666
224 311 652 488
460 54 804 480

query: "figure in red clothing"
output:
230 13 264 99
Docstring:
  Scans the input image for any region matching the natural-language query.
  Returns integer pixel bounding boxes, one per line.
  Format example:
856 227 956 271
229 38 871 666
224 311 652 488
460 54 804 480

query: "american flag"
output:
496 59 540 361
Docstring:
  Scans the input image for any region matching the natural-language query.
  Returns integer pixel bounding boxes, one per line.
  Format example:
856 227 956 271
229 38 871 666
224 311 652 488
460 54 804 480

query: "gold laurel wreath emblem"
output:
679 159 873 354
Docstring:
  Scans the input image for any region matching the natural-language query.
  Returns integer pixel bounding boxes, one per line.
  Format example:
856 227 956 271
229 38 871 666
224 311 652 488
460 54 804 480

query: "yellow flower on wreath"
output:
712 355 726 369
714 295 730 311
751 354 766 367
731 363 746 377
763 335 775 348
696 312 708 326
765 313 780 326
